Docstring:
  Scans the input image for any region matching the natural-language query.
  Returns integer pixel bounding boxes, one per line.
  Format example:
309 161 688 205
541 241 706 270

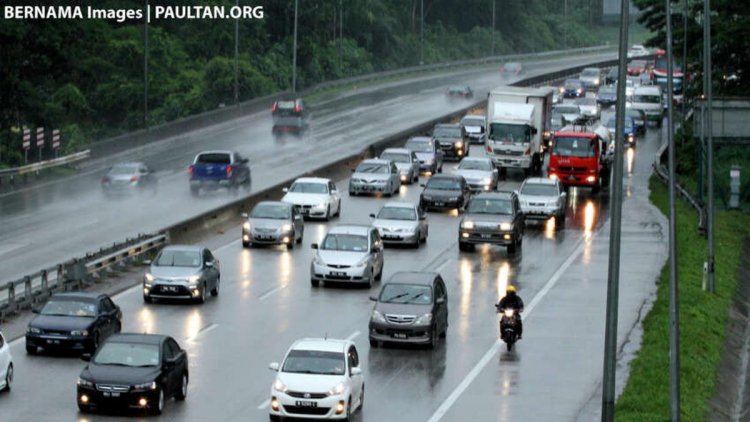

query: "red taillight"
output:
130 175 139 182
101 176 110 183
487 145 492 153
226 165 233 176
271 103 277 112
188 166 193 174
294 105 301 112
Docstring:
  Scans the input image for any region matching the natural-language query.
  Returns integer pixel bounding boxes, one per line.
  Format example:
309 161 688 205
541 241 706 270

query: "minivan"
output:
368 272 448 348
631 86 663 127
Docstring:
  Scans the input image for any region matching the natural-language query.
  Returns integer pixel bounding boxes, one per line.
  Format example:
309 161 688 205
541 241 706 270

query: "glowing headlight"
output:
371 310 386 323
132 381 157 391
281 224 293 232
577 88 583 93
421 195 433 201
328 382 346 396
27 327 41 334
482 177 492 185
243 222 250 231
70 330 89 336
500 223 512 231
455 140 464 148
594 78 600 85
77 377 94 388
461 221 475 229
273 379 288 393
144 273 154 282
313 203 327 210
415 313 433 325
448 197 458 201
504 309 515 318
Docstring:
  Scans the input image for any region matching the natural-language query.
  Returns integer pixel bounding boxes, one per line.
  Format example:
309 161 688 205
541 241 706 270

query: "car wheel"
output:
211 278 220 296
438 164 443 173
555 213 566 229
458 242 473 252
366 269 374 288
143 294 153 304
286 234 295 250
25 345 37 355
384 184 392 197
77 403 90 413
359 384 364 412
115 321 122 333
349 189 356 196
150 388 165 415
242 240 250 248
269 416 281 422
413 172 419 184
335 201 341 217
369 338 379 348
413 232 420 249
175 373 188 401
324 205 331 222
2 364 12 392
311 279 320 287
507 240 517 254
421 227 428 243
375 264 383 281
196 284 206 304
428 327 439 349
344 398 352 422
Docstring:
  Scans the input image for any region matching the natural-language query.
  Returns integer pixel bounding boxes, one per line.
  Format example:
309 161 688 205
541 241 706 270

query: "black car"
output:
458 191 525 253
26 293 122 355
77 334 188 415
368 272 448 349
561 79 585 98
272 116 307 137
432 123 468 161
271 97 305 118
419 174 471 211
605 67 619 85
446 85 473 98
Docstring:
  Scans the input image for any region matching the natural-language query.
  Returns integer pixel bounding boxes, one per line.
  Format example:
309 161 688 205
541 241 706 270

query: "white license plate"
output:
103 392 120 398
393 333 408 339
161 286 178 292
435 202 444 207
257 235 274 240
330 271 346 276
481 234 492 239
295 400 317 407
46 339 61 344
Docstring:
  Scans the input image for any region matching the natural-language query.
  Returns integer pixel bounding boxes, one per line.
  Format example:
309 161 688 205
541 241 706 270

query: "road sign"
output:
36 127 44 148
22 128 30 149
52 129 60 150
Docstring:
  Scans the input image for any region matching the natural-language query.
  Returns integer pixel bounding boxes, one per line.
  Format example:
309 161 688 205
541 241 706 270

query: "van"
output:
631 86 663 127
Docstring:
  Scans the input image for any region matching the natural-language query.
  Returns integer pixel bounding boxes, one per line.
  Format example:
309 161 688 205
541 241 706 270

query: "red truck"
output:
547 125 612 194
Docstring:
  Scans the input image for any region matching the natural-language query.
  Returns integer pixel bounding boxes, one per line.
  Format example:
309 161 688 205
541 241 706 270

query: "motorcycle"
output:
496 306 521 351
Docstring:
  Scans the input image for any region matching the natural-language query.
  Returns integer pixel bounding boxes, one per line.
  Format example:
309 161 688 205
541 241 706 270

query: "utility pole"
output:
705 0 715 293
338 0 343 75
144 0 149 128
491 0 496 56
682 0 688 118
666 1 681 420
600 0 628 419
234 0 239 104
420 0 424 65
564 0 568 49
291 0 299 93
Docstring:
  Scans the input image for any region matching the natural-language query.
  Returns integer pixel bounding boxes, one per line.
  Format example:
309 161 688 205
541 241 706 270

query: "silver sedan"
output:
380 148 420 184
143 245 220 304
455 157 498 192
370 202 428 247
517 177 567 227
241 201 304 249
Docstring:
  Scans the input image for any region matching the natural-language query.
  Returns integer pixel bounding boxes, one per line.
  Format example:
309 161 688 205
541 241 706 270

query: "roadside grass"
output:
615 177 749 420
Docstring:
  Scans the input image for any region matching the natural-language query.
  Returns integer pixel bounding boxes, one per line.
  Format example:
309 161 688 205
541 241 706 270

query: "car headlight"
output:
577 88 583 93
144 273 154 282
482 177 493 186
461 221 475 229
273 378 288 393
594 78 600 85
455 140 464 148
421 195 433 201
328 382 346 396
313 202 327 210
187 275 200 286
27 327 41 334
500 223 512 231
132 381 157 392
448 197 458 201
313 254 325 266
415 313 433 325
423 157 434 164
70 330 89 337
243 222 250 231
77 377 95 388
355 256 369 268
371 309 386 323
281 223 293 232
548 200 560 207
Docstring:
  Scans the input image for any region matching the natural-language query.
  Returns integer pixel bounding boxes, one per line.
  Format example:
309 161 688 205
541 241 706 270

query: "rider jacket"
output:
497 292 524 311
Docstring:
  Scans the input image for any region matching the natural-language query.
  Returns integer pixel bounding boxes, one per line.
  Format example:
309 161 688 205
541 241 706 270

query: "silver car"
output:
380 148 420 185
101 162 157 196
370 202 428 247
455 157 498 192
241 201 304 249
405 136 444 174
552 104 584 125
575 97 601 121
143 245 220 304
310 225 384 288
517 177 567 226
348 159 401 196
460 115 487 144
579 67 602 89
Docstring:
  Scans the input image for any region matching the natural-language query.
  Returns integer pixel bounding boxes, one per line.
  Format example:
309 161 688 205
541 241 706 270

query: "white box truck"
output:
486 86 554 174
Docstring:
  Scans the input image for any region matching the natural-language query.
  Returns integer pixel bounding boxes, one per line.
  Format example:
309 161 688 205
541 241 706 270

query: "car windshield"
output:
565 80 582 88
40 299 96 317
581 69 599 77
290 182 328 194
379 283 433 305
355 163 389 174
282 350 345 375
405 139 433 152
377 206 416 221
576 98 596 106
154 250 201 267
459 159 492 171
488 123 529 143
633 95 661 103
321 234 368 252
276 100 296 109
552 137 597 158
462 117 484 127
598 87 616 96
605 118 633 129
521 183 558 196
433 127 461 138
94 342 160 367
425 178 461 190
554 106 580 114
195 153 230 164
466 198 513 215
250 204 290 219
109 164 138 175
380 152 410 163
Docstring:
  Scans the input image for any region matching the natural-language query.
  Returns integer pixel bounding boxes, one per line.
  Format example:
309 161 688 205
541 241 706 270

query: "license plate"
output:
295 400 317 407
435 202 444 207
103 392 121 398
481 234 492 239
46 339 61 344
162 286 178 292
393 333 408 339
257 235 274 240
330 271 346 276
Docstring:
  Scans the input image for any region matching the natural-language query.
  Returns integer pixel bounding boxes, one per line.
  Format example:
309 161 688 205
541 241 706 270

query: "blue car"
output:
596 85 618 108
604 116 637 147
560 79 585 98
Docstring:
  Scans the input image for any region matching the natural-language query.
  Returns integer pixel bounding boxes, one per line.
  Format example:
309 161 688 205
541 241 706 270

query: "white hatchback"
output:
0 330 13 392
268 338 364 421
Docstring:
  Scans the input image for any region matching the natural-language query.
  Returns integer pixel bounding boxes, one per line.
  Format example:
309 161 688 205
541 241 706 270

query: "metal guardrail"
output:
0 234 167 318
0 150 90 186
652 108 707 233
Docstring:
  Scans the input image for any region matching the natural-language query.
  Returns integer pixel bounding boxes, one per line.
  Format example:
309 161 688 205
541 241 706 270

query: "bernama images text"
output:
4 5 265 22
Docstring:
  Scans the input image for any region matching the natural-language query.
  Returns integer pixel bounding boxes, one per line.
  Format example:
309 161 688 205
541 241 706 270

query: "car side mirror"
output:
81 353 92 362
32 308 40 314
311 243 319 250
350 367 362 376
369 296 378 301
420 184 426 188
436 297 446 305
282 187 289 193
369 213 376 219
269 362 280 372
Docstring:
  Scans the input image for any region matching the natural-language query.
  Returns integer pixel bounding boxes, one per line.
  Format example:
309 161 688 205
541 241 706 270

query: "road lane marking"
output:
258 399 270 410
434 259 452 273
259 284 286 301
426 234 589 422
185 323 219 343
346 331 360 341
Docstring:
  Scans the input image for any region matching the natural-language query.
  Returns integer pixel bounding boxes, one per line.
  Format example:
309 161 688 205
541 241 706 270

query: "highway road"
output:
0 50 617 285
0 120 667 421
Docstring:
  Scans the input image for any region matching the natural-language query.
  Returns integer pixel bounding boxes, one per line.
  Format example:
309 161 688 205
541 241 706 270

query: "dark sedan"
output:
446 85 473 98
26 293 122 355
560 79 585 98
458 191 524 253
597 85 618 108
77 334 188 415
419 174 471 211
272 116 307 137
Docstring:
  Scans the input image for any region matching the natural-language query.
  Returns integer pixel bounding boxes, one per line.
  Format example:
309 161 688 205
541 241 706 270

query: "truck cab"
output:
547 125 611 194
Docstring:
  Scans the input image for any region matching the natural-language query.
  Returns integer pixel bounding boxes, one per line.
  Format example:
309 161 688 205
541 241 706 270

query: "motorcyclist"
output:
496 285 524 339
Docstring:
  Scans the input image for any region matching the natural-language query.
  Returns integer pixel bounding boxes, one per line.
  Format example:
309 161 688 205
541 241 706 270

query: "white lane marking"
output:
346 330 361 341
258 399 270 410
434 259 451 273
259 284 286 301
426 236 588 422
186 323 219 343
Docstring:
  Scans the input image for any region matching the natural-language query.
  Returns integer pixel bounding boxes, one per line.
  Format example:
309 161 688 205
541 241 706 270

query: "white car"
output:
379 148 420 184
455 157 498 191
578 67 602 89
282 177 342 221
575 97 601 121
0 330 13 392
268 338 364 421
517 177 567 226
310 225 384 288
552 104 584 126
631 85 664 127
370 202 428 247
460 115 487 144
627 44 649 58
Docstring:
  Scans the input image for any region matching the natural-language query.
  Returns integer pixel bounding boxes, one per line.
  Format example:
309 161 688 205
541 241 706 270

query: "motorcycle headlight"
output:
243 222 251 231
77 377 94 388
415 313 433 325
144 273 154 282
313 254 325 266
371 309 386 323
328 382 346 396
461 221 475 229
500 223 512 231
504 309 515 318
132 381 157 392
281 223 293 232
27 327 41 334
273 378 288 393
70 330 89 337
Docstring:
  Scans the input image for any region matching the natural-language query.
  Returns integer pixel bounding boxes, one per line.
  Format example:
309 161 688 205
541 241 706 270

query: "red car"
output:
627 60 647 76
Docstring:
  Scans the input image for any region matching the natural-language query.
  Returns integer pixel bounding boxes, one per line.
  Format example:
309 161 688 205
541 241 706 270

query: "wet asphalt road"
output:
0 117 667 421
0 51 617 285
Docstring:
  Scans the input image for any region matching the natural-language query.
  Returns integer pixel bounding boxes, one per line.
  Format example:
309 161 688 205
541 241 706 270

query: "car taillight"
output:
294 105 301 112
271 103 277 112
130 175 139 182
487 145 492 153
188 166 193 174
226 165 233 176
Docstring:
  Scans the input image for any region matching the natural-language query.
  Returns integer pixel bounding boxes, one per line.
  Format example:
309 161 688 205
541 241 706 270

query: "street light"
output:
420 0 424 65
291 0 299 93
144 0 149 128
491 0 496 56
234 0 239 104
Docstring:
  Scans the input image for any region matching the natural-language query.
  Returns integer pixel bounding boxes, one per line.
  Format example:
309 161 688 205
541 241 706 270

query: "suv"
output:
459 191 524 253
517 177 567 227
268 338 364 421
368 272 448 349
432 123 467 161
271 98 305 118
310 225 384 288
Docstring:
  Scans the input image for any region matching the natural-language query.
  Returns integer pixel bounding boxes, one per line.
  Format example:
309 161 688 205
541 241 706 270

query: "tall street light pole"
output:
144 0 149 128
491 0 496 56
665 1 682 420
234 0 239 104
420 0 424 65
600 0 628 419
291 0 299 93
704 0 715 293
564 0 568 49
682 0 688 118
338 0 343 75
